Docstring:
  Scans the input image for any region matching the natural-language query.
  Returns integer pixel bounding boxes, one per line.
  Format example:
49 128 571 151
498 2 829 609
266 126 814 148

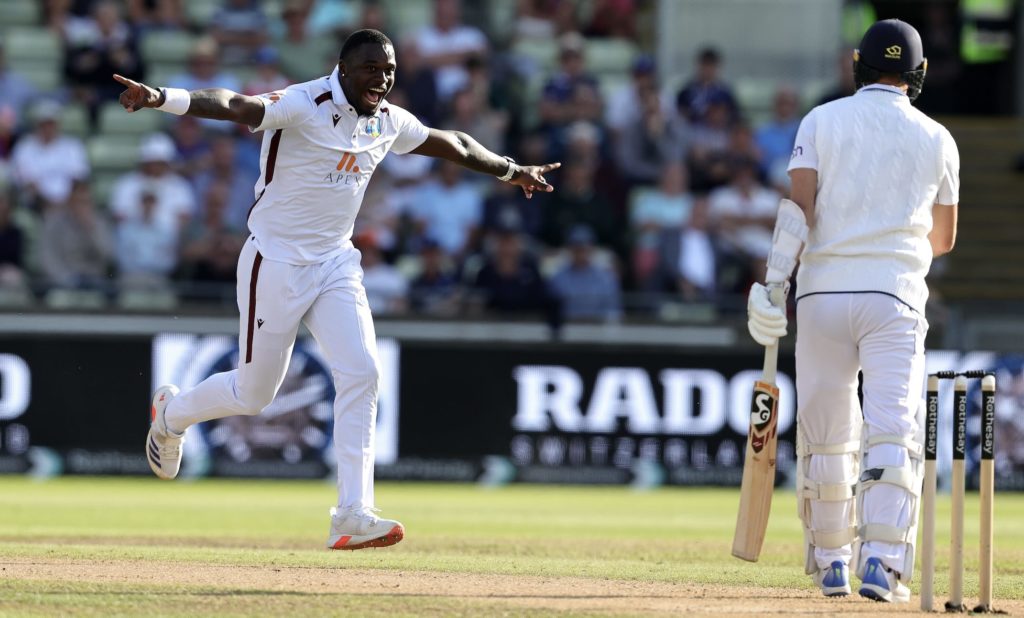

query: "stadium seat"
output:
98 101 164 135
59 104 91 138
140 31 198 65
117 288 179 311
10 61 59 93
87 135 143 173
0 0 41 31
380 0 433 41
44 288 107 310
146 63 185 89
184 0 218 28
90 171 122 207
512 39 559 75
0 286 34 309
4 28 60 64
584 39 638 76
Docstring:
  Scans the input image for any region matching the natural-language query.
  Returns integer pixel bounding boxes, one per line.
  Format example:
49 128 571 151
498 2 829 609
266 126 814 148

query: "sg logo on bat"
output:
748 381 779 454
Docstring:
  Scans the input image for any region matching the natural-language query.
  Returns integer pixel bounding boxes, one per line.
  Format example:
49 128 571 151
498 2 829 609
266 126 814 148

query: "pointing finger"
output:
540 162 562 173
112 73 139 88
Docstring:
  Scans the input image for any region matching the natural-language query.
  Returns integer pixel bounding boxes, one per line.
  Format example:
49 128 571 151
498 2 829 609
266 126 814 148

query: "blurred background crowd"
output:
0 0 1018 325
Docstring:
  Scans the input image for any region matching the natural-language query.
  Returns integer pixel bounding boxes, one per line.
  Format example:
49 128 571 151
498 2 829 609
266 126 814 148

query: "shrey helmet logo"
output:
884 45 902 59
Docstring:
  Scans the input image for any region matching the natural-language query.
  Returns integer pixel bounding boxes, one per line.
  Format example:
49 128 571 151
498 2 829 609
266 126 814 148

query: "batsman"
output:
746 19 959 601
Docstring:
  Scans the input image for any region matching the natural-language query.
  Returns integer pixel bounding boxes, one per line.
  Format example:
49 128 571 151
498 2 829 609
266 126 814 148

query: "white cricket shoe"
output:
814 560 851 597
146 385 183 480
858 557 910 603
326 506 405 550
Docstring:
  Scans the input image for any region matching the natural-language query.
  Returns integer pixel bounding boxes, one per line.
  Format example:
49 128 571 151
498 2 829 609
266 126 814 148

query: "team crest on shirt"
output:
365 116 382 138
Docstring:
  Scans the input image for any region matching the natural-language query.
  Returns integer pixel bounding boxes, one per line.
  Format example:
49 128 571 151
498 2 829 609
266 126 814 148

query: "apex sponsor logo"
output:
335 153 360 173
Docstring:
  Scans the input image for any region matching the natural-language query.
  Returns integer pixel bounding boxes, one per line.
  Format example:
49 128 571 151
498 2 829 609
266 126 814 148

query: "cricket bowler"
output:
118 29 560 550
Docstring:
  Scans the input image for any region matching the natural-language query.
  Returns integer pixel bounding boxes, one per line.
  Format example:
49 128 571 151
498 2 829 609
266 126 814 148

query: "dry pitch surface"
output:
2 478 1023 617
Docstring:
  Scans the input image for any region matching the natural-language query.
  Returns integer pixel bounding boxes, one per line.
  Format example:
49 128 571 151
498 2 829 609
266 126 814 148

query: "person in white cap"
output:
10 100 89 209
109 132 195 235
114 28 558 551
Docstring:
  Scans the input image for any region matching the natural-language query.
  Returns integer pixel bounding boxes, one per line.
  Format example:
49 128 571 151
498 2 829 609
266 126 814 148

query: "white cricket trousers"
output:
165 237 381 509
796 293 927 574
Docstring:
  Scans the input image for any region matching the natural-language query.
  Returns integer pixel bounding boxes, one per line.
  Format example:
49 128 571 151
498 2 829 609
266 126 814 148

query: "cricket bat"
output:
731 286 785 562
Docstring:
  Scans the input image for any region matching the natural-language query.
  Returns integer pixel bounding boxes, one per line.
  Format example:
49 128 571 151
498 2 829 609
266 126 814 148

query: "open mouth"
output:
363 88 385 107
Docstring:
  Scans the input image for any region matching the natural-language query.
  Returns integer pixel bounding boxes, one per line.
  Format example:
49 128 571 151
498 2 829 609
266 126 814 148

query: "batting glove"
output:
747 282 788 347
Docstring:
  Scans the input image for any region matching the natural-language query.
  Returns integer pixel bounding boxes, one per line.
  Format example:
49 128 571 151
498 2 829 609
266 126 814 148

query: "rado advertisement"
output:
1 331 1021 489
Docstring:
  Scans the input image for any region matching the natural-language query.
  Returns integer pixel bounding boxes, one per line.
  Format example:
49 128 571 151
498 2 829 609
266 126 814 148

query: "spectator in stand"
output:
539 33 603 137
562 120 626 221
707 156 779 283
443 85 507 154
210 0 269 65
11 101 90 210
631 163 694 290
582 0 636 39
115 190 179 288
110 133 195 236
64 0 144 112
354 230 408 315
169 38 241 131
513 0 558 43
755 87 801 188
0 192 27 290
676 47 739 126
393 43 439 127
541 160 620 257
409 237 459 315
413 0 488 103
686 93 735 193
606 56 669 136
612 77 687 187
170 115 212 181
473 218 553 317
481 177 543 241
0 45 37 117
549 225 622 322
192 135 261 229
306 0 362 38
406 159 484 259
126 0 186 31
40 181 114 290
243 47 291 97
816 48 857 106
0 107 16 164
274 0 338 83
179 181 245 293
652 196 716 301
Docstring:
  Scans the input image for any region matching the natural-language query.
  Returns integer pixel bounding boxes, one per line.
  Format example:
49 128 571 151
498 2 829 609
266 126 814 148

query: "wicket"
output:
920 370 997 613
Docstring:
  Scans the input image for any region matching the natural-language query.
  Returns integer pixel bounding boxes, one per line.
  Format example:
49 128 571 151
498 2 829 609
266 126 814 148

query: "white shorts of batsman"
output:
794 293 927 583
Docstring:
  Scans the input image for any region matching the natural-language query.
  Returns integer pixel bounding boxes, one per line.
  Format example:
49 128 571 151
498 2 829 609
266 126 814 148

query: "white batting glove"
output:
747 282 788 347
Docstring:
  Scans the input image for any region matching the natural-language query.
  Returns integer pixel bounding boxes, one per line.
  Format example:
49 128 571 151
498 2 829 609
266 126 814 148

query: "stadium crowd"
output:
0 0 840 322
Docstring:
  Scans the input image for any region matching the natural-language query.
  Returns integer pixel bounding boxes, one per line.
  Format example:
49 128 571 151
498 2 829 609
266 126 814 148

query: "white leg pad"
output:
856 433 924 583
796 429 860 575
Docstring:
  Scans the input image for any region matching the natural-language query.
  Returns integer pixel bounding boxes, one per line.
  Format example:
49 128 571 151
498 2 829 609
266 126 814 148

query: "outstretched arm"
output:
113 73 266 128
411 128 561 199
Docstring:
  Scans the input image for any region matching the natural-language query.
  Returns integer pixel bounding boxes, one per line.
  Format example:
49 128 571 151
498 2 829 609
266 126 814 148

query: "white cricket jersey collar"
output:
857 84 908 97
329 66 391 117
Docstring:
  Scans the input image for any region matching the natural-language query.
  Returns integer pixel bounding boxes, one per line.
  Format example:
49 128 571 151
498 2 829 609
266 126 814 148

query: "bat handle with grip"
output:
761 284 787 382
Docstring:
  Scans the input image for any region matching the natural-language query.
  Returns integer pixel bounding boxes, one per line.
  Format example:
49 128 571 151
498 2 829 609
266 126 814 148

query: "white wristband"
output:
497 156 516 182
156 87 190 115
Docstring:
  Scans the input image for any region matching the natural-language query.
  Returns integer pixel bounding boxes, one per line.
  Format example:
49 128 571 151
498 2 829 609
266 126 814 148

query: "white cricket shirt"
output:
788 84 959 312
248 67 429 264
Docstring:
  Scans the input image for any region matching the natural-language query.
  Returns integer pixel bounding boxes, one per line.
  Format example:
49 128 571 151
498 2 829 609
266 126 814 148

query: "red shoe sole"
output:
332 524 404 550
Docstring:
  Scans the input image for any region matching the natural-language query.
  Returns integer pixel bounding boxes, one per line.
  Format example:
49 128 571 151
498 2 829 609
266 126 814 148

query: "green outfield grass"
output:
1 477 1023 616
